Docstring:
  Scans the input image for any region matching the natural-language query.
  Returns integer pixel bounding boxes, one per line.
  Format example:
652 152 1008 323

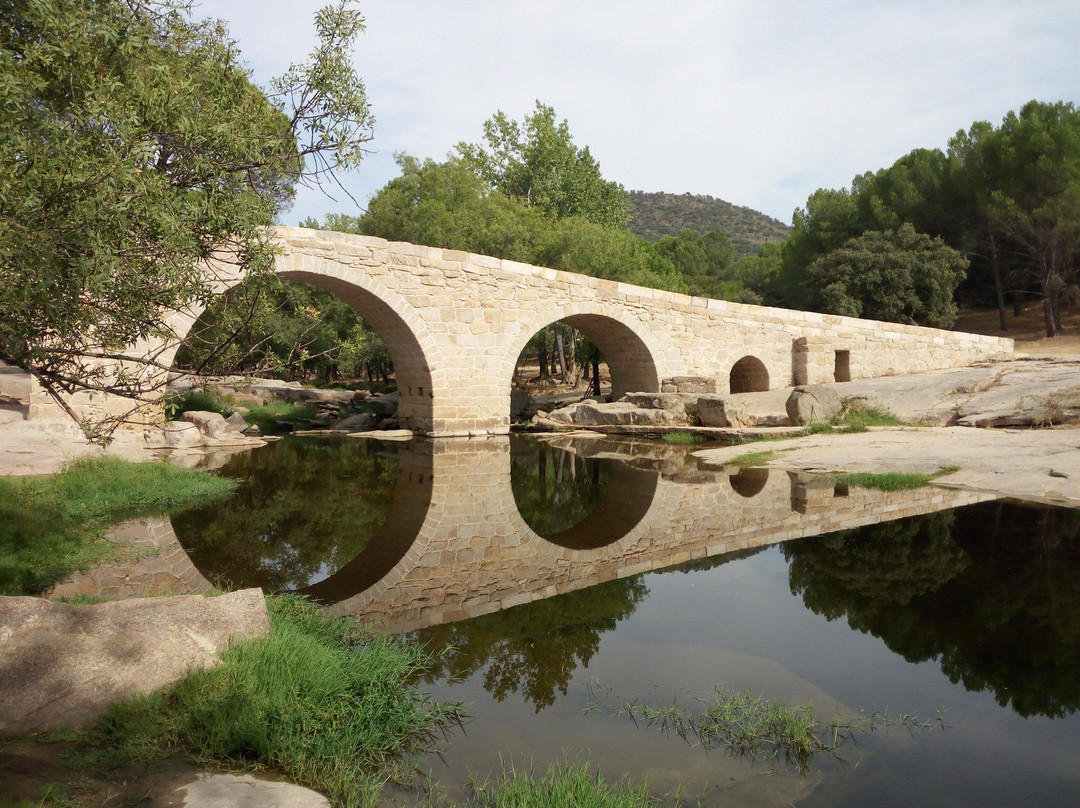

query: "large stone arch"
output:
501 303 679 414
163 253 444 434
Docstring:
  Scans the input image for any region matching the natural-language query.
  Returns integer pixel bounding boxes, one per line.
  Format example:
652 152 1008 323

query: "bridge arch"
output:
502 303 678 414
165 254 444 434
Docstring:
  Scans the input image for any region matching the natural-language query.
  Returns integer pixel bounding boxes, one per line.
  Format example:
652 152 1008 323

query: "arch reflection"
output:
510 434 657 550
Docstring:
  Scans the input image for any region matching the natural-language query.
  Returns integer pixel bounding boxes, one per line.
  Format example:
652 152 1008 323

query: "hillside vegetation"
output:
627 190 791 257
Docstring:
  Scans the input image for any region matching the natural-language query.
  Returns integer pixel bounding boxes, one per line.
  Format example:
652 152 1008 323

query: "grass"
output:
660 430 706 444
243 401 319 434
724 449 776 467
834 466 960 492
467 761 651 808
804 398 903 434
78 594 466 808
614 686 939 773
0 456 238 595
163 389 234 420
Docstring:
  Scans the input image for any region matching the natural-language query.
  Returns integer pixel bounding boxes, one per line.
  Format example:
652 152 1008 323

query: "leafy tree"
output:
982 101 1080 336
337 154 550 261
176 275 389 384
0 0 372 434
805 225 968 328
457 101 629 229
654 228 743 299
537 216 686 294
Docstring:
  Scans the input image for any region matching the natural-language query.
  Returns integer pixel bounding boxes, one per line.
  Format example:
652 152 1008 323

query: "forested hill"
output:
627 190 790 257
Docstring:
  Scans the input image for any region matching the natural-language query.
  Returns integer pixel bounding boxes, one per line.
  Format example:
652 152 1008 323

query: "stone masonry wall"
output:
31 226 1014 436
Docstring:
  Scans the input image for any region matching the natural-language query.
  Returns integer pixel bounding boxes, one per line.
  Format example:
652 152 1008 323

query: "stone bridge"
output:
32 226 1013 436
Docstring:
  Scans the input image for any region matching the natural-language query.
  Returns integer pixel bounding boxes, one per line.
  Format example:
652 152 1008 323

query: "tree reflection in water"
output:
783 502 1080 718
174 438 398 592
510 436 611 537
414 576 648 711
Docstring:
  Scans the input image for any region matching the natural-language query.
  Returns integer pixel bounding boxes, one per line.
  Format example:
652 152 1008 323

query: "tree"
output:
805 224 968 328
457 101 630 229
982 102 1080 336
0 0 372 436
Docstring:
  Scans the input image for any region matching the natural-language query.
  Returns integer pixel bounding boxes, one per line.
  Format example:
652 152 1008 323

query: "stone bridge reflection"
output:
51 437 995 627
320 437 994 632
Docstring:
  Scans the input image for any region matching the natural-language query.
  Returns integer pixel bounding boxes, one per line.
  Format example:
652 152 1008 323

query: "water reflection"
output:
785 502 1080 718
173 437 407 591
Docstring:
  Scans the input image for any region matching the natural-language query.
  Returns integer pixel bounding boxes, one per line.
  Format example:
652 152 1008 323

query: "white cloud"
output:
196 0 1080 227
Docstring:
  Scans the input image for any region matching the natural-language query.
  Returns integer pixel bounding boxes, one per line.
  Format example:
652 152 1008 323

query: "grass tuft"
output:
725 449 775 467
660 430 705 445
469 760 651 808
613 686 938 773
81 594 465 808
0 456 238 595
833 466 960 492
805 398 903 434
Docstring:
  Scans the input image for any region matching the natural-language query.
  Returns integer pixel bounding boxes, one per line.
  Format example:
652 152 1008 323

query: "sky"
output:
195 0 1080 228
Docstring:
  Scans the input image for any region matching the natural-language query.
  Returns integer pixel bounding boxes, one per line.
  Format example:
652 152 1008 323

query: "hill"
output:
627 190 790 257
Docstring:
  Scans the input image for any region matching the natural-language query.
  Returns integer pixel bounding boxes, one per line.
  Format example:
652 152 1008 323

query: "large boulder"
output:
367 391 400 418
621 392 687 412
336 412 378 431
786 385 843 424
0 589 268 735
546 401 686 427
696 395 749 427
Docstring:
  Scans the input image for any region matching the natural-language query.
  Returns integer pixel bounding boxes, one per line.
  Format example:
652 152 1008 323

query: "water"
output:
172 435 1080 806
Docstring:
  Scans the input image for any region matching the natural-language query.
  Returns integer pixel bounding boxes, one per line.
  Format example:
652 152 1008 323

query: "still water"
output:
173 435 1080 806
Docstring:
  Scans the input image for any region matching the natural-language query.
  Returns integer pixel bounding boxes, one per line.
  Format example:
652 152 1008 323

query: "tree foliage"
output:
805 225 968 327
457 101 629 229
778 100 1080 335
0 0 372 431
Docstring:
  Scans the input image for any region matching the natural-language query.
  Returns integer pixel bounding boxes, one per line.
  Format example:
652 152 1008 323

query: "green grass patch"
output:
80 595 465 808
163 389 234 421
660 430 706 444
615 687 939 773
725 449 776 467
0 456 238 595
468 761 651 808
833 466 960 492
243 401 319 434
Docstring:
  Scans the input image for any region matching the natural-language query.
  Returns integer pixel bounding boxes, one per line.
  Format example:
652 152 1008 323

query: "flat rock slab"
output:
694 426 1080 507
0 589 268 736
177 773 329 808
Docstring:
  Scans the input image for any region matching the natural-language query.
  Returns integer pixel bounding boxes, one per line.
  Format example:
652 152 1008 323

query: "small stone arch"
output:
729 355 770 393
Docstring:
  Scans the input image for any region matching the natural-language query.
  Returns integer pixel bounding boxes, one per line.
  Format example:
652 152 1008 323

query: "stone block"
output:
696 395 749 427
786 385 843 424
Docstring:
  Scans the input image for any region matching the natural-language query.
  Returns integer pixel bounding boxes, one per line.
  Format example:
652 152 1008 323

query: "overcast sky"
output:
195 0 1080 228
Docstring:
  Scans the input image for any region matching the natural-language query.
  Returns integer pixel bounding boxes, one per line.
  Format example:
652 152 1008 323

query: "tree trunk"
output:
989 230 1008 331
554 328 568 381
1044 268 1063 337
591 349 601 396
537 329 549 379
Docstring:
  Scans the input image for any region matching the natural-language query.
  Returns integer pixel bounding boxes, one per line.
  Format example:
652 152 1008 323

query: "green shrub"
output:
164 390 234 421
